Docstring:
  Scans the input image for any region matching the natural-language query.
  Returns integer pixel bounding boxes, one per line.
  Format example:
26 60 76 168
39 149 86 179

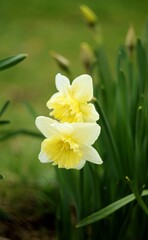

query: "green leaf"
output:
126 176 148 215
76 190 148 227
0 100 10 117
0 175 4 180
0 129 43 141
23 101 37 118
136 39 147 93
94 98 121 178
94 47 114 112
142 18 148 46
0 120 10 125
0 54 27 72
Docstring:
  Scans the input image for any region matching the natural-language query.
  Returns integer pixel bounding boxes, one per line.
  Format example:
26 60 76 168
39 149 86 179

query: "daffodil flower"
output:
47 73 99 123
35 116 102 170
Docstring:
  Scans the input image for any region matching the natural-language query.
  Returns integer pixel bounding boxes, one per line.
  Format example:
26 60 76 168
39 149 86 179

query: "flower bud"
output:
50 51 70 73
80 5 97 28
125 24 136 54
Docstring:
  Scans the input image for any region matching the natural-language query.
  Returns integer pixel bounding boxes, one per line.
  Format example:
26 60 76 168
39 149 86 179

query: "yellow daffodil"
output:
47 73 99 123
35 116 102 169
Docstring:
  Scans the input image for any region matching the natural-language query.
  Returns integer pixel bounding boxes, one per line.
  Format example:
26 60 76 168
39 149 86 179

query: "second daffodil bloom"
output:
35 116 102 169
47 73 99 123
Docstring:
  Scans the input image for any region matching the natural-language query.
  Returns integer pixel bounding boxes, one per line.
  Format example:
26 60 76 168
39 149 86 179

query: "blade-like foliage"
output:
0 54 27 72
77 190 148 227
0 101 10 117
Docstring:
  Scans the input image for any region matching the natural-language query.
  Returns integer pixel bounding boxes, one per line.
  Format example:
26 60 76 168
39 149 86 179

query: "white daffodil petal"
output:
55 73 70 93
75 160 86 169
47 92 62 107
81 103 99 122
72 123 101 145
82 145 103 165
72 74 93 102
35 116 58 138
39 151 53 163
55 122 74 136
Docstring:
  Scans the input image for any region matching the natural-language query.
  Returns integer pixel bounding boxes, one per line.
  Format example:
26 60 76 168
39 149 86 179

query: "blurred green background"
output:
0 0 148 182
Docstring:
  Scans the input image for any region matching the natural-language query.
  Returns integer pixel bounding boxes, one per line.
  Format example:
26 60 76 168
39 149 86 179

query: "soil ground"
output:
0 183 56 240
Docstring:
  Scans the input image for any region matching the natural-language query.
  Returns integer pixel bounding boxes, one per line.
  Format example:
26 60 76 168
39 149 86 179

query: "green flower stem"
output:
80 168 84 218
79 168 88 240
94 98 121 177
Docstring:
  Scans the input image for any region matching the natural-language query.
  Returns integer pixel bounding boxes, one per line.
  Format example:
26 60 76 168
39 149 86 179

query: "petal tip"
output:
35 116 43 127
39 151 52 163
